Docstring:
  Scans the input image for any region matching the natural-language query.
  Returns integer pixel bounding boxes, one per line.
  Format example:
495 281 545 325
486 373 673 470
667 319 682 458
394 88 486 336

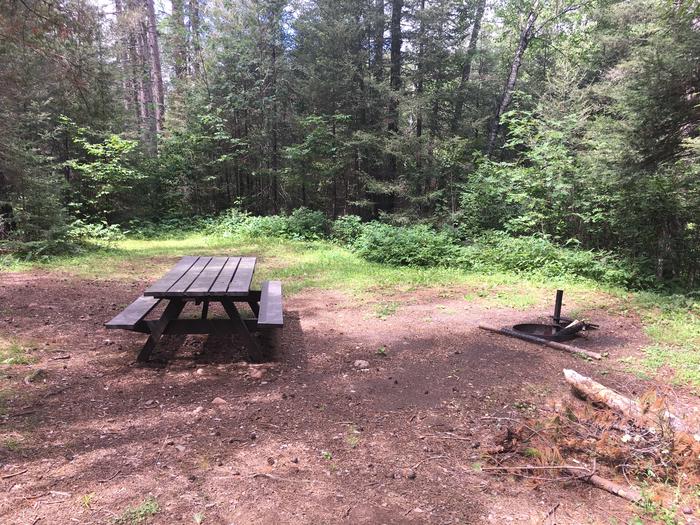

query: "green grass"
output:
113 496 159 524
3 231 700 390
0 338 35 365
374 301 399 319
2 436 21 451
627 293 700 390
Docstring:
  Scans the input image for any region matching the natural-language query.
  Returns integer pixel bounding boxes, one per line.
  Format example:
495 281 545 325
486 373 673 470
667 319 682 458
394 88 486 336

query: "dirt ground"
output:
0 267 697 524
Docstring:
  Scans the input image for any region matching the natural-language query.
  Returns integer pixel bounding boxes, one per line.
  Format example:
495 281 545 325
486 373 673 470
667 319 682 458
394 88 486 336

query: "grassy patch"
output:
113 496 159 524
4 231 700 389
627 293 700 390
0 338 35 365
2 436 21 451
374 301 399 319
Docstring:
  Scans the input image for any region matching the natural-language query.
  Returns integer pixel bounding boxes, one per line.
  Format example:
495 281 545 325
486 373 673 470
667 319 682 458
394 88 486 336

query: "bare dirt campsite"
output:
2 252 699 525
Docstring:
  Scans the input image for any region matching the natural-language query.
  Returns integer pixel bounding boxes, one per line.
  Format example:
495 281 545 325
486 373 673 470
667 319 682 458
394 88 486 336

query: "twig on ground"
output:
98 469 121 483
23 493 49 500
1 469 28 479
543 502 560 523
482 465 591 473
483 464 641 503
250 473 316 484
410 455 447 470
10 410 36 417
423 432 472 442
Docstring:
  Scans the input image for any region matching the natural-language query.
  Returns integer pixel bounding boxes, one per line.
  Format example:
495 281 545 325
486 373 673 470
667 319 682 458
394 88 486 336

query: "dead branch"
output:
563 369 694 436
482 464 642 503
564 468 641 503
1 469 28 479
478 324 602 360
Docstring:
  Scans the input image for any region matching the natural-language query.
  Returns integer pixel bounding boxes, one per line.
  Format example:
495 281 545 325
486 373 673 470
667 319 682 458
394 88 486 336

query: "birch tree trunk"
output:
486 2 539 156
137 17 157 152
144 0 164 132
451 0 486 133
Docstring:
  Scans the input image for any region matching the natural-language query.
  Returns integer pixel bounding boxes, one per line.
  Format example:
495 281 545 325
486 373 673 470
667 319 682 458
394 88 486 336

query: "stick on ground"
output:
478 324 602 360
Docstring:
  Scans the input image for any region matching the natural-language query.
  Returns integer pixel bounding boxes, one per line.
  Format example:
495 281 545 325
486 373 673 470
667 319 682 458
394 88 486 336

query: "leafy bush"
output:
331 215 363 245
463 231 650 288
128 217 208 238
285 207 329 240
0 239 84 261
67 219 125 242
206 207 327 240
353 223 464 267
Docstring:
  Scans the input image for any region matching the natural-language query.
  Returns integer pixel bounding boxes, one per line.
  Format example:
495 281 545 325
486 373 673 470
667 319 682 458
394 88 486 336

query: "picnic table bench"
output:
105 256 283 362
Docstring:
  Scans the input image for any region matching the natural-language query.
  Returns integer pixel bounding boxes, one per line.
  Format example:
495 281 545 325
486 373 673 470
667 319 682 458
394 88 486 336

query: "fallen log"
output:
564 468 642 503
562 369 693 436
482 465 642 503
478 324 602 360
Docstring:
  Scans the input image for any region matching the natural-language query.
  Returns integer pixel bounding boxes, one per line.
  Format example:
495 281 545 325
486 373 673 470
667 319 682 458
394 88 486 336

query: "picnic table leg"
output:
248 301 260 317
221 299 264 362
201 300 209 320
138 298 185 362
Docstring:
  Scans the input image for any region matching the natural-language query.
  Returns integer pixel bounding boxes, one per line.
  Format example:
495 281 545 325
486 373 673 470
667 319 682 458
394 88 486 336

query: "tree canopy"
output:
1 0 699 286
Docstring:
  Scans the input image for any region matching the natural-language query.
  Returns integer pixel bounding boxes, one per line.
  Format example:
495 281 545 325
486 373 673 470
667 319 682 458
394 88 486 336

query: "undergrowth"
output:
2 210 700 390
113 496 159 524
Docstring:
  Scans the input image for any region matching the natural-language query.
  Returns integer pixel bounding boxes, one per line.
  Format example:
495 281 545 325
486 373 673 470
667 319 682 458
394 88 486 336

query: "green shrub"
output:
331 215 363 245
353 223 463 267
285 207 328 240
463 231 650 288
238 215 290 238
207 207 327 241
0 239 84 261
67 219 125 242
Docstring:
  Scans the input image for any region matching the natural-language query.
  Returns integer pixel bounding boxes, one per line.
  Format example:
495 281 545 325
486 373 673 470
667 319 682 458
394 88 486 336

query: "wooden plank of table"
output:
105 296 161 329
209 257 241 295
227 257 256 296
188 256 227 296
144 256 199 296
165 256 213 296
258 280 283 327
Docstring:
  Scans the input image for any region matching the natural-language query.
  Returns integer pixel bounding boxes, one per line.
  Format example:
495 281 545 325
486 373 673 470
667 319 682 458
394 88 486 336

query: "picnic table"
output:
105 256 283 362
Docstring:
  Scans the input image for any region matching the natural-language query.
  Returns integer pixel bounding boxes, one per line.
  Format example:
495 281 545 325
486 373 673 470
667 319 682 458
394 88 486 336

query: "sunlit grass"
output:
0 338 35 365
3 231 700 389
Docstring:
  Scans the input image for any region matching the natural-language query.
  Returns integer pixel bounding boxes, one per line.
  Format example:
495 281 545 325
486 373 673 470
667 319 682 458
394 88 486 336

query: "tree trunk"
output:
270 26 279 214
389 0 402 101
451 0 486 133
171 0 188 80
486 3 539 156
144 0 164 132
373 0 384 81
416 0 425 139
114 0 132 112
380 0 402 214
189 0 202 78
137 16 157 152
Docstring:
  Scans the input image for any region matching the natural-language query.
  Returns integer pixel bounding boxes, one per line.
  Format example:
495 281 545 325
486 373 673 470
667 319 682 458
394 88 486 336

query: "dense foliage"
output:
1 0 698 289
202 210 647 288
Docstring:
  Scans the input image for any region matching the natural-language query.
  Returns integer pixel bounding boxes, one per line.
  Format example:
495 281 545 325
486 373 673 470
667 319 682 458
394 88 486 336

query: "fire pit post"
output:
553 289 564 325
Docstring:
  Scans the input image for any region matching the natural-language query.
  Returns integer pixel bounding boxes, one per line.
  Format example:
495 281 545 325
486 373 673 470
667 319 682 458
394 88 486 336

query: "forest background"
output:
1 0 699 291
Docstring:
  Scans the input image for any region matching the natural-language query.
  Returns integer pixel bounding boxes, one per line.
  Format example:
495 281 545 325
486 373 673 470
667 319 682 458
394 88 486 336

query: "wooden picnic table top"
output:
144 255 257 298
